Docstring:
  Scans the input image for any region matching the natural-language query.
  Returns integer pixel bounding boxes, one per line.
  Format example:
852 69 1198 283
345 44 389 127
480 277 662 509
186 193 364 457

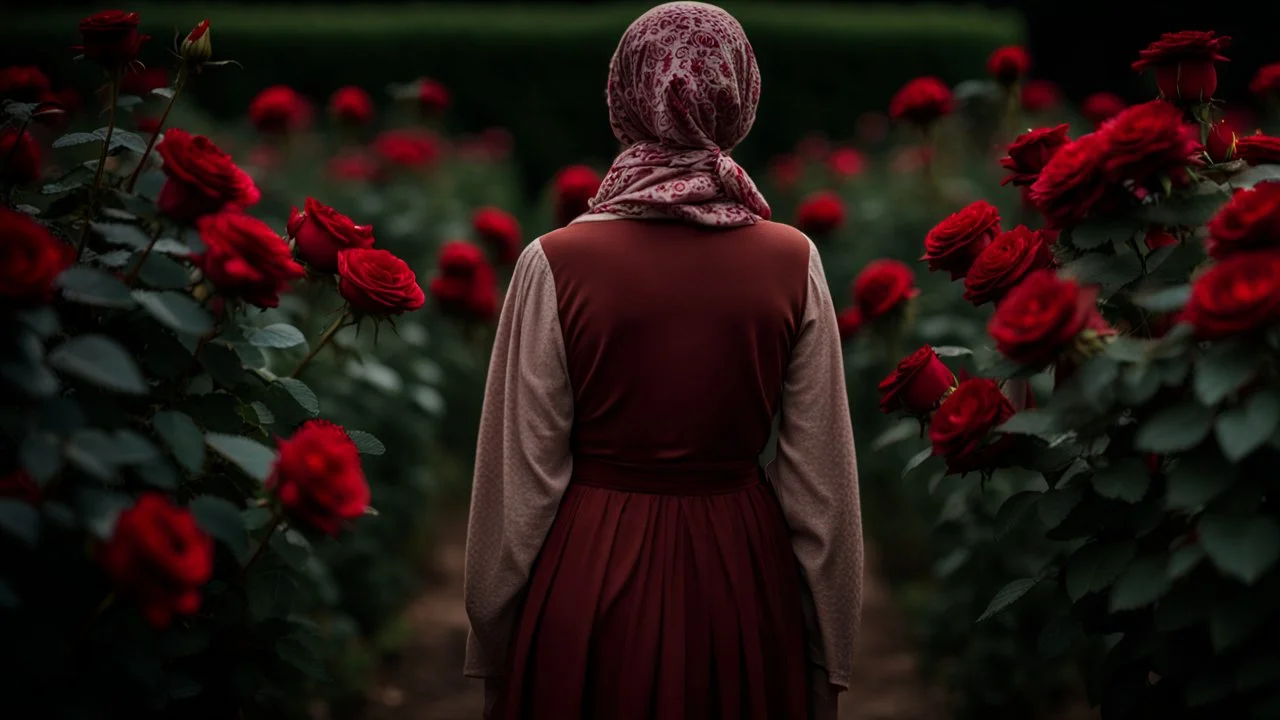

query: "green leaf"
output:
1215 390 1280 462
205 433 276 483
1119 363 1161 406
1065 540 1136 601
870 420 917 451
1070 220 1140 250
1193 339 1261 405
995 491 1039 538
1037 483 1083 530
136 457 179 489
20 432 63 484
346 430 385 455
1165 452 1232 510
1199 514 1280 584
1104 336 1149 363
167 674 202 700
0 500 39 546
1168 544 1205 580
1134 400 1212 453
1134 284 1191 313
247 564 299 621
65 429 119 481
241 507 273 531
270 528 312 570
250 401 275 425
1138 189 1230 225
976 578 1037 622
133 253 192 289
931 345 972 357
190 496 248 562
1109 556 1171 611
132 290 214 336
902 447 933 478
48 335 148 395
52 131 100 148
274 377 319 416
76 488 133 539
151 87 176 99
1229 164 1280 189
91 222 152 249
56 267 135 308
276 637 329 680
998 409 1058 436
107 128 148 154
1061 251 1143 292
246 324 307 349
199 343 248 389
1092 458 1150 503
152 411 205 475
1037 615 1076 659
1076 355 1120 411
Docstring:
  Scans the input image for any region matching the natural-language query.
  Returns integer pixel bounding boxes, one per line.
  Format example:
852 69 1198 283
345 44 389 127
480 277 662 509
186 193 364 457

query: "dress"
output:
464 218 863 719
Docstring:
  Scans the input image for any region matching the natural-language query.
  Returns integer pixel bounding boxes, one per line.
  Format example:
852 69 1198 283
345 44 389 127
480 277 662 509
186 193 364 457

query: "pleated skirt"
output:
494 457 810 720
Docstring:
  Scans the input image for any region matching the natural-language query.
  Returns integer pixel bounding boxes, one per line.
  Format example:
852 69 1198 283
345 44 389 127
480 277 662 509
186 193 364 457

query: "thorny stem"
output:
77 68 122 260
239 513 283 582
125 69 187 193
290 311 351 378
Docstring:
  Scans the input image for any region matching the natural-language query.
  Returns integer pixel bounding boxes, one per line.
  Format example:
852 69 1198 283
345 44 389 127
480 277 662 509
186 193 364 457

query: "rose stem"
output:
123 221 163 286
239 512 283 582
76 67 121 260
289 310 352 378
125 67 186 193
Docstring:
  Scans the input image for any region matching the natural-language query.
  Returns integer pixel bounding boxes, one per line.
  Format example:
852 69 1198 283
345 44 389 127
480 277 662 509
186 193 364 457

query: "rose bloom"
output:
472 206 522 265
0 470 41 504
795 190 845 237
328 86 374 127
1205 121 1238 164
987 46 1030 86
1030 132 1113 228
0 208 73 307
373 129 442 170
1183 250 1280 340
1001 124 1070 187
878 346 957 416
119 67 167 98
929 378 1016 475
1251 63 1280 98
248 85 312 135
156 128 261 222
288 197 375 273
837 307 863 341
98 494 213 628
1020 79 1061 113
418 77 451 116
768 154 803 191
1081 92 1127 127
828 147 866 181
1145 226 1180 251
1236 135 1280 166
889 76 953 126
0 66 51 103
267 420 370 536
338 248 426 316
853 258 919 322
963 226 1055 307
1099 100 1203 190
988 269 1111 368
1131 30 1231 103
1205 183 1280 258
0 126 41 186
552 164 601 226
195 212 304 308
77 10 148 66
430 241 499 322
922 200 1001 280
327 151 381 183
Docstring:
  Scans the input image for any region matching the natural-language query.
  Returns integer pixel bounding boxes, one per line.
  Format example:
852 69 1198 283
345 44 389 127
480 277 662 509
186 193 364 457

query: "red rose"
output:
429 241 498 322
417 77 450 116
0 208 73 307
156 128 260 222
76 10 149 67
837 307 862 341
0 66 52 103
287 197 375 273
922 200 1001 279
1132 30 1231 103
988 269 1111 368
472 207 522 265
552 164 601 226
267 420 370 536
768 154 803 191
248 85 311 135
853 258 919 321
1030 132 1113 228
987 46 1030 86
828 147 866 181
98 493 213 628
327 151 381 183
1205 183 1280 258
796 190 845 237
1236 135 1280 166
1021 79 1061 113
929 378 1016 475
1145 226 1180 251
1099 100 1203 190
328 86 374 128
1251 63 1280 98
1001 124 1070 187
0 470 41 504
1184 250 1280 340
373 129 441 170
1206 121 1238 164
963 226 1055 306
889 77 953 126
195 212 304 308
1081 92 1127 127
0 127 41 186
878 346 957 416
119 67 167 98
337 248 426 316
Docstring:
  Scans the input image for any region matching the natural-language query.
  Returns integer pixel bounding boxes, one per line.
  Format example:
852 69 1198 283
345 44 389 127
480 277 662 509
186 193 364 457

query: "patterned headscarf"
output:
574 2 771 227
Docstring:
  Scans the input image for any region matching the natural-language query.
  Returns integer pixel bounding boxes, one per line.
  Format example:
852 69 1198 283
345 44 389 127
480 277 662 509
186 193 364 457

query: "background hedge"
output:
5 2 1023 190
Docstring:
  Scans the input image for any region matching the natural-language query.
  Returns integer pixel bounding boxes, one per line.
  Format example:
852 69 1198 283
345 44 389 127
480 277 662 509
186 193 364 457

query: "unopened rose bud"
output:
182 20 212 66
1068 328 1114 363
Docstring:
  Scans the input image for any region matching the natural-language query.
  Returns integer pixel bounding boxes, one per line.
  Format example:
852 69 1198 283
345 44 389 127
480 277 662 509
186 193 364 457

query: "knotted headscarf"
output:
574 2 771 227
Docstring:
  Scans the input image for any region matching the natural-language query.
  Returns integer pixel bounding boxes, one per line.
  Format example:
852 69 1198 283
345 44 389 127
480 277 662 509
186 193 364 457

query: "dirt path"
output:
359 529 949 720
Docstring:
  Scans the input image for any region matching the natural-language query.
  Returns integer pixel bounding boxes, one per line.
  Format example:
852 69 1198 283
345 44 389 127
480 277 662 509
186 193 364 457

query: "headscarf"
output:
574 2 771 227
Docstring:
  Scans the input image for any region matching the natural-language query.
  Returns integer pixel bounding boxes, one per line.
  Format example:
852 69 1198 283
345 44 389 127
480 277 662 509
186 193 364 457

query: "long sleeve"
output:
463 240 574 679
765 238 864 691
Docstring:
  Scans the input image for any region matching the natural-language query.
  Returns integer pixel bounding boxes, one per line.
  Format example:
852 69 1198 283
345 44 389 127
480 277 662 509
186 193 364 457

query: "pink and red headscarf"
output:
576 2 771 227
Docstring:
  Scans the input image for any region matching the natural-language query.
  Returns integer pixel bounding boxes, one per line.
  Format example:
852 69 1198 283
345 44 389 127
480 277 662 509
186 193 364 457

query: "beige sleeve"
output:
463 239 575 678
765 238 864 691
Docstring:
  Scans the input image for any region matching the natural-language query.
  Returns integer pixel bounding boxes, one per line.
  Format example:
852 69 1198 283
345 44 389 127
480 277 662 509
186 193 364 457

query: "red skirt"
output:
495 457 809 720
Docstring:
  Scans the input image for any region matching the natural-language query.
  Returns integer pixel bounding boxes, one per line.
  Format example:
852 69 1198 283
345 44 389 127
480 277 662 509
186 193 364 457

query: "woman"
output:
463 3 863 718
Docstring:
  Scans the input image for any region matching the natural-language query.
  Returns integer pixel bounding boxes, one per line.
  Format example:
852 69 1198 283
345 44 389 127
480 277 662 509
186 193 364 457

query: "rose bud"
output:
878 346 957 416
1205 120 1237 164
288 197 375 273
1131 30 1231 104
181 20 213 67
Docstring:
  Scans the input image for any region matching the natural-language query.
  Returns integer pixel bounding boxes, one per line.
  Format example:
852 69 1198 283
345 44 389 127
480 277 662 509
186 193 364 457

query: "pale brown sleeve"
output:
765 238 864 691
463 239 574 678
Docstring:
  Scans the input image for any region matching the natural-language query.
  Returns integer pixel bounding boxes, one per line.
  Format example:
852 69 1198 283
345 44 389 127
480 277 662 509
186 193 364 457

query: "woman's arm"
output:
765 238 864 695
463 240 574 682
